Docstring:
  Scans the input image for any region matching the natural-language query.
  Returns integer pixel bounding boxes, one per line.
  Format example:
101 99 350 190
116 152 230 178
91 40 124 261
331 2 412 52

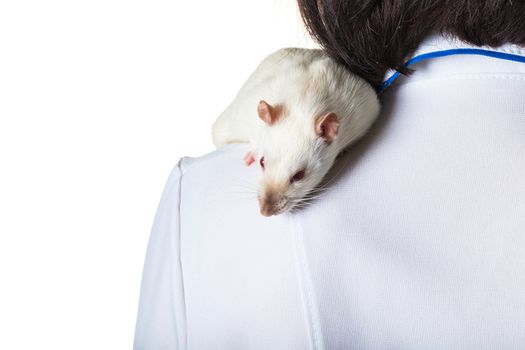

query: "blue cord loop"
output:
380 48 525 93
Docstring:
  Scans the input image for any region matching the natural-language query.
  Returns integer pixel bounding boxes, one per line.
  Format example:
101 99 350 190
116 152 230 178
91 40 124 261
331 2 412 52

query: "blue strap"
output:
380 48 525 92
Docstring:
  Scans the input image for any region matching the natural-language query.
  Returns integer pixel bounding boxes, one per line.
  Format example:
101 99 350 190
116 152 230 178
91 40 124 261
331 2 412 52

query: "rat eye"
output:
260 157 265 169
290 169 305 183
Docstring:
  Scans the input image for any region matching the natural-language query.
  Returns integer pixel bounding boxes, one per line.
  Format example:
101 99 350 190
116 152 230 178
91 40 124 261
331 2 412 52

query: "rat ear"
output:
315 112 339 143
257 100 280 125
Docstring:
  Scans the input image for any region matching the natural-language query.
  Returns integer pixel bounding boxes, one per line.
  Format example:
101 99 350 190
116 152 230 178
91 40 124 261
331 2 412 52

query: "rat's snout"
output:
258 188 288 217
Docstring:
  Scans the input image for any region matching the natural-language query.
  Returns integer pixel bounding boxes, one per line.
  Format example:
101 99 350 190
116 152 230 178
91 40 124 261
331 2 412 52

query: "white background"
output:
0 0 315 349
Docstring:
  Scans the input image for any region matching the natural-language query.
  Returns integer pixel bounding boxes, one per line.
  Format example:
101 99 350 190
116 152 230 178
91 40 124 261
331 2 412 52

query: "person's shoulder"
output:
178 144 249 175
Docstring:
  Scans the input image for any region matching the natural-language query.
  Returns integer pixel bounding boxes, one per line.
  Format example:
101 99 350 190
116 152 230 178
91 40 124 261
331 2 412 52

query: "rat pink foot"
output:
244 151 255 166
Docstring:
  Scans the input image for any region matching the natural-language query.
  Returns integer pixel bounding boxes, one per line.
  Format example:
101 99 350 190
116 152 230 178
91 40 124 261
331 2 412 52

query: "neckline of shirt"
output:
381 34 525 92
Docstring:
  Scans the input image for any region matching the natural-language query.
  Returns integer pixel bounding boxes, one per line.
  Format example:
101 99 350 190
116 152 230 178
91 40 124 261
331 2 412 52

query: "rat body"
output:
212 48 380 216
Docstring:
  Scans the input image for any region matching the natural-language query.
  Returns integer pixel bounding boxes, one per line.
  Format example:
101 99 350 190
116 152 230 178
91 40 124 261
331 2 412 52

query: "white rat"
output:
212 48 380 216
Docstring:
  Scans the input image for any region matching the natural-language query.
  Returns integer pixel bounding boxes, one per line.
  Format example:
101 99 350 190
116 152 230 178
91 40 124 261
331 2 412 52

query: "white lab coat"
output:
134 35 525 350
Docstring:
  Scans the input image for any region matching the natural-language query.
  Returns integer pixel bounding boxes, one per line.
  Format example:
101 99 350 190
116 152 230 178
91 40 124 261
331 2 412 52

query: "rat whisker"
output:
290 198 314 208
235 182 258 189
232 191 258 196
318 163 348 188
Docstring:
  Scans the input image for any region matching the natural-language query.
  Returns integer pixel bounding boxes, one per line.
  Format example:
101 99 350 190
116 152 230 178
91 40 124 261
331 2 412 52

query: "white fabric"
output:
134 36 525 349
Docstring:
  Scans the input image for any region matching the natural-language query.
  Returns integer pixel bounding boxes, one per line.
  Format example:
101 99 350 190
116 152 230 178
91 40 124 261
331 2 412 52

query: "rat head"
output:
252 100 339 216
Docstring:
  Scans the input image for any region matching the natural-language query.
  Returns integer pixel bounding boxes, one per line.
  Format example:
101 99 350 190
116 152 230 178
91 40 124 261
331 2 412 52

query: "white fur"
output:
212 48 380 215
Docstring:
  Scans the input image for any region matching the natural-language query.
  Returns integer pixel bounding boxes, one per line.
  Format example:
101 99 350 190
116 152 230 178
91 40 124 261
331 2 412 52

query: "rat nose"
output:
259 195 276 217
260 203 275 217
258 191 285 217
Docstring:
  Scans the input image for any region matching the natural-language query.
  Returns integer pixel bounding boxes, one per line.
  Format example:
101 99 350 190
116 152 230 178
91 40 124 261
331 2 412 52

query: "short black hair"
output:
298 0 525 90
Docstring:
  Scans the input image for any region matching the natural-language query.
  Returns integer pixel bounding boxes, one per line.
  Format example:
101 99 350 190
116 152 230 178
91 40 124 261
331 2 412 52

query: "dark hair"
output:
298 0 525 90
